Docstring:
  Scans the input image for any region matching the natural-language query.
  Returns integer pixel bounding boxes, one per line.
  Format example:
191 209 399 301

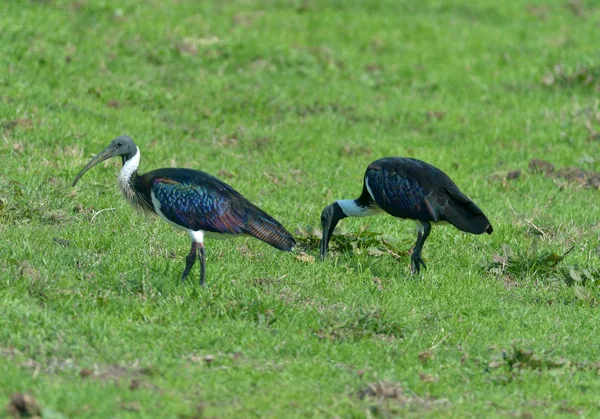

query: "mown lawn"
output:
1 0 600 417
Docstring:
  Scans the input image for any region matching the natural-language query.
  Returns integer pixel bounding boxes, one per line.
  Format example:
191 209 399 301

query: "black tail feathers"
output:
442 187 493 235
243 206 296 251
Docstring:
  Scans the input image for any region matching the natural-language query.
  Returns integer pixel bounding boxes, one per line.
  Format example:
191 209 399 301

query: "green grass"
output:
1 0 600 417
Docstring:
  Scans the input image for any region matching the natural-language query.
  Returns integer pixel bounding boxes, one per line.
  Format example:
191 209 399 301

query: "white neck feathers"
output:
118 147 140 187
117 147 140 201
337 199 381 217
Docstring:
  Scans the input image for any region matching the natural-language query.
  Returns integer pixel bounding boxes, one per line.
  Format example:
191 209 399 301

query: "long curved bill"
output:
72 145 117 186
320 203 347 260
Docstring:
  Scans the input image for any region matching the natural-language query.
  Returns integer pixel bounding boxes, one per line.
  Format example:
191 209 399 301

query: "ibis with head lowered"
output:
73 135 295 285
320 157 493 274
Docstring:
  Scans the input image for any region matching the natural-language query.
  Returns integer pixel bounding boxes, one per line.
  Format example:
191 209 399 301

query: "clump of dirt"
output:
556 167 600 188
505 347 544 370
340 144 373 158
2 118 34 135
78 362 153 385
120 401 141 412
6 392 41 418
52 237 71 247
488 169 523 184
565 0 585 17
295 252 315 263
251 275 287 288
487 243 579 282
486 345 580 373
528 159 554 175
542 64 600 90
487 243 599 305
528 159 600 189
359 381 404 400
419 373 439 383
217 169 234 179
506 170 521 180
418 350 435 363
358 381 450 413
426 110 446 121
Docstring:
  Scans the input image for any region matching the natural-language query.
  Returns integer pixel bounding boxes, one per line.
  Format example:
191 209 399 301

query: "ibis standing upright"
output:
320 157 493 274
72 135 295 285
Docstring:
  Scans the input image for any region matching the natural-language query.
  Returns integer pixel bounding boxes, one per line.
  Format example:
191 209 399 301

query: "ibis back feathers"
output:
359 157 492 235
133 168 295 251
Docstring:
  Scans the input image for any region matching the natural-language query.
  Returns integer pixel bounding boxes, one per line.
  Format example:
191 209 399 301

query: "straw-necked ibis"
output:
320 157 493 274
73 135 295 285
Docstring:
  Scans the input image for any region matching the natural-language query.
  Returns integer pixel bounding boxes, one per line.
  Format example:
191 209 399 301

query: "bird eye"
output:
117 142 123 147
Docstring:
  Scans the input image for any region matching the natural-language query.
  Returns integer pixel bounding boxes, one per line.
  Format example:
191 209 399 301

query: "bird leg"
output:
411 221 431 274
181 242 199 283
198 242 206 287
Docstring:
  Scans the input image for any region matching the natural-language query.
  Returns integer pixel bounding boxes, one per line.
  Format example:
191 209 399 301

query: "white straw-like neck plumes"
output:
336 199 382 217
118 147 140 188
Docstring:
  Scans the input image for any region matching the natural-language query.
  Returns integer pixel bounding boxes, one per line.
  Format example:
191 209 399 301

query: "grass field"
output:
1 0 600 417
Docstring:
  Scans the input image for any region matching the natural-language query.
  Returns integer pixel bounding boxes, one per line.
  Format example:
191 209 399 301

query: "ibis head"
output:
72 135 137 186
319 201 347 260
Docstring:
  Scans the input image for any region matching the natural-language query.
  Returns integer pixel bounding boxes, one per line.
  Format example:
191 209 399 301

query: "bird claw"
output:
410 254 427 274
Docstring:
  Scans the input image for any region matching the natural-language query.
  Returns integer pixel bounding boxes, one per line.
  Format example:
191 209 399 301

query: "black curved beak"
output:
72 145 118 186
320 203 346 260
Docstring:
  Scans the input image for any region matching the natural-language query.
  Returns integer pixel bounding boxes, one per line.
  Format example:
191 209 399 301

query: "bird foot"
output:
410 253 427 274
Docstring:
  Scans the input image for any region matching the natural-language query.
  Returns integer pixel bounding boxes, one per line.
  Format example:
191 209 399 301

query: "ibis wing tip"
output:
276 235 296 252
246 222 296 252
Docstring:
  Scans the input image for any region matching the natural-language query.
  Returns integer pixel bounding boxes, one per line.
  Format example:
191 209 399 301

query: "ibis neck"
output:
118 146 140 192
336 199 382 218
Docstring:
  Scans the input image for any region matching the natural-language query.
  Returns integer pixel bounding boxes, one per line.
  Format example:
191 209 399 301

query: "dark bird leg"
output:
182 242 199 283
411 221 431 274
198 242 206 287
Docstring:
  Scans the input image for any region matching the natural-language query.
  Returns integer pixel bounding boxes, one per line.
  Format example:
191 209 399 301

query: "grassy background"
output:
1 0 600 417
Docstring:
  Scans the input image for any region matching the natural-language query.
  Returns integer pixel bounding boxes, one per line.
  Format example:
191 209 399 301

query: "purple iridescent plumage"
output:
135 168 295 251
